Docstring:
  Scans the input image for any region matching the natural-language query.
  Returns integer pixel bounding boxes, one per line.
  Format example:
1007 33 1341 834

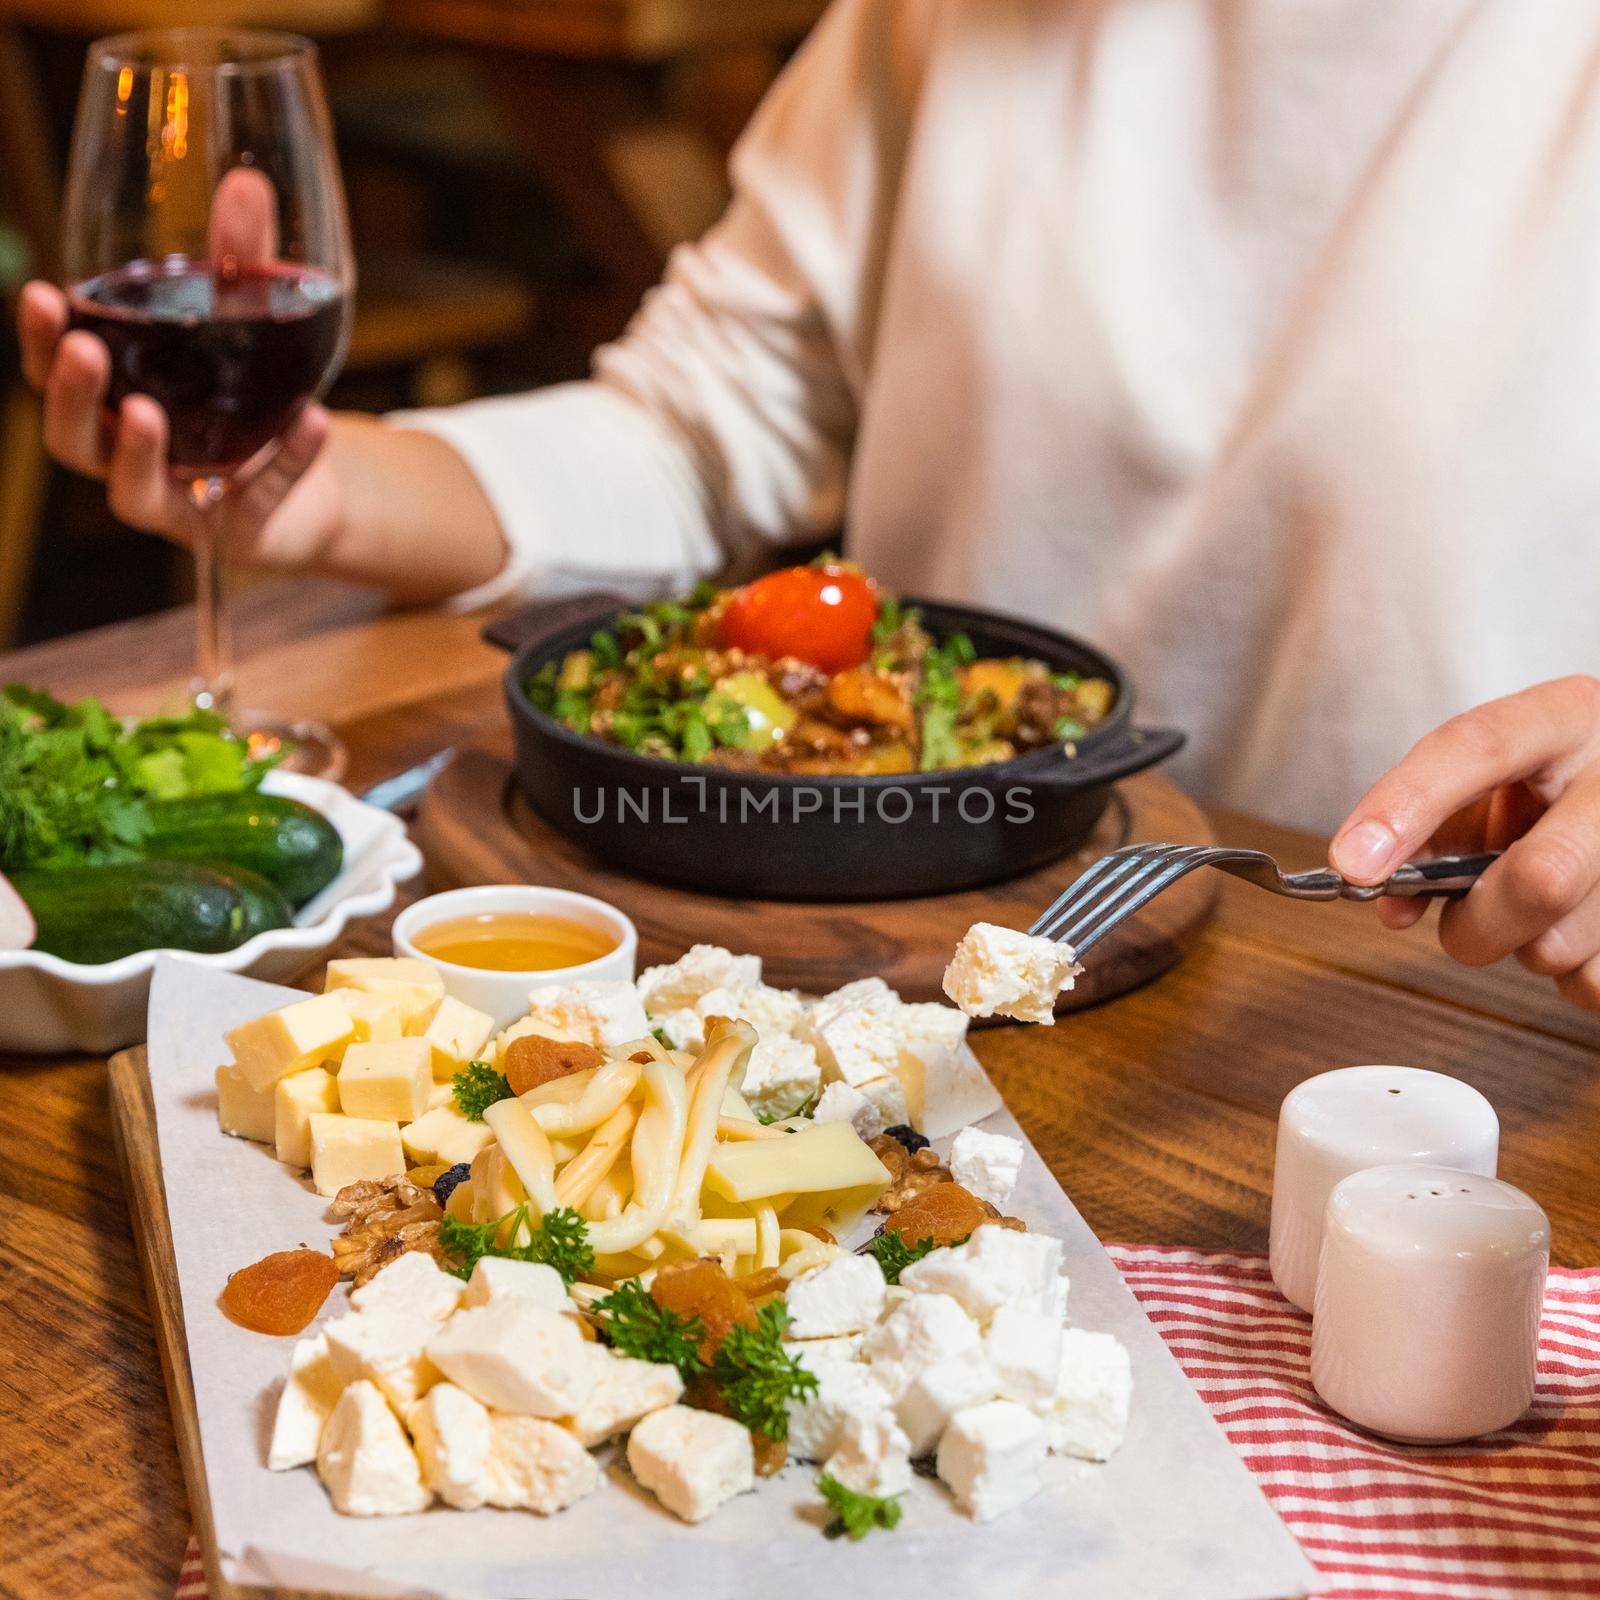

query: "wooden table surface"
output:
4 583 1600 1598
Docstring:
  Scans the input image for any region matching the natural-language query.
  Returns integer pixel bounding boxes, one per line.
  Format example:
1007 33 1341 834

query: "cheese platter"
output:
117 950 1315 1599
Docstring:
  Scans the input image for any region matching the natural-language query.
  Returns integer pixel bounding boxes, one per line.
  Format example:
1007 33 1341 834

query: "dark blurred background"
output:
0 0 823 647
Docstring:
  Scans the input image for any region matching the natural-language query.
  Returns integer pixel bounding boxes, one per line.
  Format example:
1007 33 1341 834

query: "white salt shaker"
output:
1269 1066 1498 1311
1311 1164 1548 1442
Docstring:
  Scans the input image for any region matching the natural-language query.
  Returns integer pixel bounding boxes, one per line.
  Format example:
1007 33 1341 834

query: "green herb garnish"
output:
818 1472 904 1540
439 1204 595 1285
451 1061 512 1122
865 1229 970 1285
0 685 273 871
591 1279 707 1381
710 1301 818 1442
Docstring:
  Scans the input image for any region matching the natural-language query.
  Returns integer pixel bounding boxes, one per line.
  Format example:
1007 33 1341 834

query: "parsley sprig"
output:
451 1061 512 1122
818 1472 904 1540
865 1230 970 1285
439 1204 595 1285
592 1279 707 1381
710 1302 818 1442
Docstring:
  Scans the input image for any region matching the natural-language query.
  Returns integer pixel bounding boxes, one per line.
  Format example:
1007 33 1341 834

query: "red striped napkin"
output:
174 1246 1600 1600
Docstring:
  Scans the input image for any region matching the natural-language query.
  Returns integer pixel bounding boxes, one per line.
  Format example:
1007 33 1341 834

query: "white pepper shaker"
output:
1311 1164 1548 1443
1269 1066 1498 1311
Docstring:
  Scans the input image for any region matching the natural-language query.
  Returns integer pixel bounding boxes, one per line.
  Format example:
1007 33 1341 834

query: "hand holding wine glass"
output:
40 28 355 774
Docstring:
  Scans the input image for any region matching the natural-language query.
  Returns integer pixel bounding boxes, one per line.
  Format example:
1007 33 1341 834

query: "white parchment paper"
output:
146 957 1316 1600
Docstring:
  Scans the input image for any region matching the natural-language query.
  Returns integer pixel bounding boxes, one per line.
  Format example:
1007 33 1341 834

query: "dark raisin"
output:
433 1162 472 1208
882 1124 930 1154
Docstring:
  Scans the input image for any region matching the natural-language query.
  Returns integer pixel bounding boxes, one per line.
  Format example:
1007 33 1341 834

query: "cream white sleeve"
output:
393 0 937 609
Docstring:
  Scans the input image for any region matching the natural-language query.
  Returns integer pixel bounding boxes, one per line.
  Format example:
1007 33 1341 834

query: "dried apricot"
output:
503 1034 604 1096
651 1257 757 1363
880 1182 994 1248
222 1248 340 1335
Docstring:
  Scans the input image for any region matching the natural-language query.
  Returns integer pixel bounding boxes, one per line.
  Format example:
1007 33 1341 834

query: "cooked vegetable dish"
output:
528 562 1115 775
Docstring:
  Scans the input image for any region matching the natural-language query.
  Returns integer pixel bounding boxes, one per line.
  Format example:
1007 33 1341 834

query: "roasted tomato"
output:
718 563 879 674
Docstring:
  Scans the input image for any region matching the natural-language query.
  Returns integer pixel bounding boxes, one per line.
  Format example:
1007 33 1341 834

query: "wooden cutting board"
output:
109 1047 339 1600
416 744 1220 1015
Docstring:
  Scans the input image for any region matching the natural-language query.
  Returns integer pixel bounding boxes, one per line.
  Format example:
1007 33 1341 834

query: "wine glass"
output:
60 28 354 778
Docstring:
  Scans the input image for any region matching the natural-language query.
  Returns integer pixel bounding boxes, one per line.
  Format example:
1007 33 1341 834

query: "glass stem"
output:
188 476 234 718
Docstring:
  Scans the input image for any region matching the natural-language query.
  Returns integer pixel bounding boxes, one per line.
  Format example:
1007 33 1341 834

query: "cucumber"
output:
143 792 344 907
12 861 258 965
195 862 295 941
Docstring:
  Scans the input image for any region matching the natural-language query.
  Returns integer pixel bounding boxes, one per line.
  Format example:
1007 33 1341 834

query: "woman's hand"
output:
15 279 508 601
1330 676 1600 1008
17 279 345 569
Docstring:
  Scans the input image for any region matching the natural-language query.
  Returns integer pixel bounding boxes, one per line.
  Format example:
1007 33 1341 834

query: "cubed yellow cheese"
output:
225 994 356 1093
309 1113 405 1197
422 996 496 1082
324 958 445 1033
427 1080 456 1111
705 1120 890 1204
216 1062 275 1143
337 1038 433 1122
330 989 405 1046
402 1104 497 1167
276 1068 343 1168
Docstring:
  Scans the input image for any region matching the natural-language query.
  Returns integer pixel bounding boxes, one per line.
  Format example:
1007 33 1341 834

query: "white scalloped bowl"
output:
0 772 422 1054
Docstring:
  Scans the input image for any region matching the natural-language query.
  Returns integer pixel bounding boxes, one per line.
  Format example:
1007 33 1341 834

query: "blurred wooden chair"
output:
0 0 537 642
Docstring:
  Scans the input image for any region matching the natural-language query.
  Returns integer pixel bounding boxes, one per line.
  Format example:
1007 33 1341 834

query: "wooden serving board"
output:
416 743 1220 1014
108 1047 335 1600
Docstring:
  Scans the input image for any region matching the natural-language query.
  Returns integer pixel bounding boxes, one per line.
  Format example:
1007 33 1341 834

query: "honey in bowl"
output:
412 912 618 973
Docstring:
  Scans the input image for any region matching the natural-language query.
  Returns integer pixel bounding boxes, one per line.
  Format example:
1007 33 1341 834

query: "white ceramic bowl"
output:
0 771 422 1055
392 884 638 1028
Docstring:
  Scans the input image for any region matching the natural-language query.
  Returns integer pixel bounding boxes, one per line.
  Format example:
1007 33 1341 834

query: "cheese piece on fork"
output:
942 922 1082 1025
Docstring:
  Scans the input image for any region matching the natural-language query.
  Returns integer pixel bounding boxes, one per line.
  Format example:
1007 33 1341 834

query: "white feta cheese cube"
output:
349 1250 464 1325
895 1352 1001 1456
787 1360 891 1464
865 1292 980 1400
626 1404 754 1523
786 1255 887 1339
216 1062 275 1143
823 1409 913 1498
653 1007 704 1052
525 980 651 1050
337 1038 433 1122
897 1001 969 1064
857 1074 910 1133
814 977 900 1023
408 1381 494 1509
323 1303 443 1412
949 1126 1025 1208
809 1001 902 1087
899 1226 1066 1324
1038 1329 1132 1461
984 1305 1063 1405
811 1080 882 1141
459 1257 571 1313
483 1413 600 1513
936 1399 1047 1522
316 1380 431 1515
787 1332 866 1367
425 1301 596 1416
560 1353 684 1446
739 1035 821 1121
695 982 806 1040
637 945 762 1014
267 1332 345 1471
942 923 1081 1025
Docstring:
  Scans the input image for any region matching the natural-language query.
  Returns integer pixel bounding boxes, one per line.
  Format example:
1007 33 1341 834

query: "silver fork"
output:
1028 844 1500 955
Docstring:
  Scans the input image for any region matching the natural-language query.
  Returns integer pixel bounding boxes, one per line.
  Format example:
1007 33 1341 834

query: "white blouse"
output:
402 0 1600 831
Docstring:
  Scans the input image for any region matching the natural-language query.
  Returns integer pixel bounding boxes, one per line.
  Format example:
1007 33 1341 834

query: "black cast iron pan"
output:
486 592 1184 902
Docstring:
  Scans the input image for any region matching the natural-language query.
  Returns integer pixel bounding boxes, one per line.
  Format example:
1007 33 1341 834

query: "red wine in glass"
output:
67 258 347 476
